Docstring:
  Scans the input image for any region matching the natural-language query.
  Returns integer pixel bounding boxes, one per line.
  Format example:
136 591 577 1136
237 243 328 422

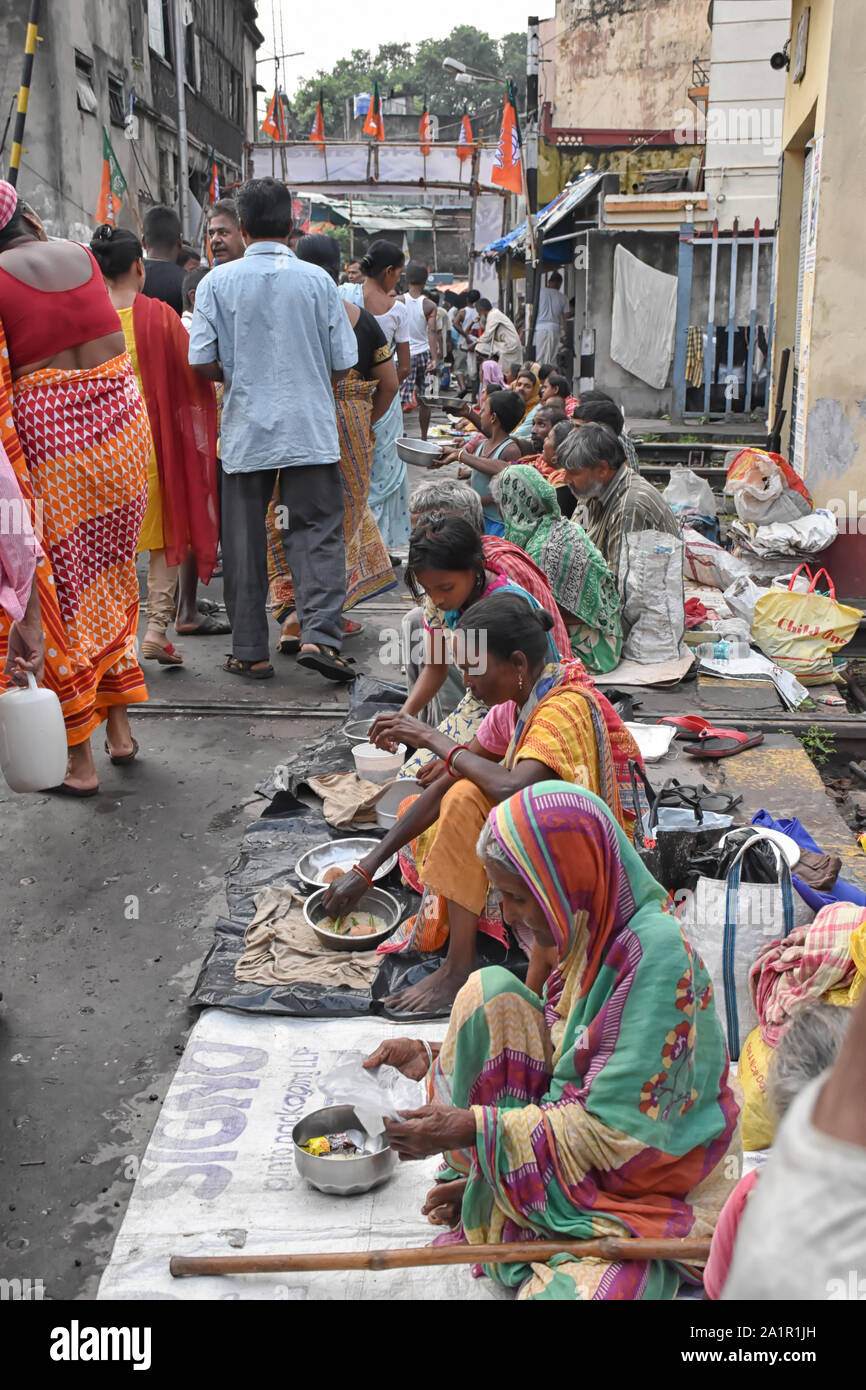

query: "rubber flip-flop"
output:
658 716 720 740
342 619 364 638
104 737 139 766
684 730 764 759
296 645 356 684
46 781 99 798
278 634 301 656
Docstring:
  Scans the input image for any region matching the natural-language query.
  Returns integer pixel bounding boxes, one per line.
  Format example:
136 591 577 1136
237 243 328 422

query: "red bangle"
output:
445 744 470 778
352 863 375 888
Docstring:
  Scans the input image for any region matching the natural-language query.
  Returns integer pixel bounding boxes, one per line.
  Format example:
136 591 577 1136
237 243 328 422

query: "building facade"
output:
0 0 262 242
771 0 866 597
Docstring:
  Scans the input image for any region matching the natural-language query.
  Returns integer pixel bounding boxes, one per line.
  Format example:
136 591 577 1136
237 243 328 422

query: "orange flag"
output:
310 93 325 148
491 87 522 196
457 109 473 163
419 102 432 156
362 82 385 142
262 90 288 141
94 126 127 226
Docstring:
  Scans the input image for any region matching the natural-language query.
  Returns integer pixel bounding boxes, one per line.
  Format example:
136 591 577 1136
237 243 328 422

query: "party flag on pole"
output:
262 89 288 141
310 92 326 148
94 125 127 226
209 159 220 203
457 107 474 163
419 100 432 156
491 84 522 196
362 81 385 141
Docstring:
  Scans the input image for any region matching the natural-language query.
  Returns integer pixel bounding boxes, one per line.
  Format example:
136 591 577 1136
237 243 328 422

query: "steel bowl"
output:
304 884 401 951
375 777 421 829
343 717 375 743
293 1104 394 1195
395 437 445 466
295 838 397 888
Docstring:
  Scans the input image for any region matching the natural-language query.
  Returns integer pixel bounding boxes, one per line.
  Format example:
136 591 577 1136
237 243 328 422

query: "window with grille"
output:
108 76 126 127
75 52 98 115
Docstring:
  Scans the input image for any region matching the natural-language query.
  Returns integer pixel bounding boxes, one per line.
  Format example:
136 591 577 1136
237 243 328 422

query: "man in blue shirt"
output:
189 177 359 682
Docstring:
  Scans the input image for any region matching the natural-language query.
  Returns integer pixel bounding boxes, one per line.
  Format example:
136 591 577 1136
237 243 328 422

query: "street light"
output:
442 56 504 84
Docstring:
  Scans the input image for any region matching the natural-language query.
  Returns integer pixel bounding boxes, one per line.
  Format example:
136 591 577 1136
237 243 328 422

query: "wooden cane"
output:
170 1236 711 1278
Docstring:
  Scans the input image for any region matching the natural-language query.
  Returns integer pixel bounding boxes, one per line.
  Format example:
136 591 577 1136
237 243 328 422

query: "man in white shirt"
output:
473 298 522 379
451 288 480 395
401 262 439 441
534 270 569 365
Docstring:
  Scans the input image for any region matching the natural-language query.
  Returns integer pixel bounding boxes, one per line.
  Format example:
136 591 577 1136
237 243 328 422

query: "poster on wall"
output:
793 134 822 477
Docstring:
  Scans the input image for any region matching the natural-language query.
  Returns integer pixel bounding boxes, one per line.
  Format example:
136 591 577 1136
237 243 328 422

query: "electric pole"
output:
172 0 191 240
525 15 540 354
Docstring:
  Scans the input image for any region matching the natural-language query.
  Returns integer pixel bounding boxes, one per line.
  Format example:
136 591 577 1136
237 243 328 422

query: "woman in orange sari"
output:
0 183 151 795
90 226 218 668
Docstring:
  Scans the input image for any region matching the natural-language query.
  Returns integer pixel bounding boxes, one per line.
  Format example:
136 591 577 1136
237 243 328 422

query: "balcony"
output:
688 56 710 114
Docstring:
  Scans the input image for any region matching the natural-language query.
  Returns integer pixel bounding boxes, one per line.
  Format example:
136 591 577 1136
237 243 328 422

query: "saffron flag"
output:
419 102 432 156
262 89 288 141
94 126 127 226
310 93 325 149
491 86 522 196
209 160 220 203
457 108 473 163
362 81 385 142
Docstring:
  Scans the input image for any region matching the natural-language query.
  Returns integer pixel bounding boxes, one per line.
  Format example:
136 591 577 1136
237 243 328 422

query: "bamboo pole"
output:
170 1236 711 1278
7 0 41 186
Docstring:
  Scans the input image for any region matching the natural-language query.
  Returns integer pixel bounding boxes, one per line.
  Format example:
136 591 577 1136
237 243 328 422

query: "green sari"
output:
430 782 741 1301
495 464 622 673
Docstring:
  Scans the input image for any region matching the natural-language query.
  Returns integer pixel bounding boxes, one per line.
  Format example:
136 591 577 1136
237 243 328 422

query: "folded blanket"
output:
235 885 381 990
749 902 866 1047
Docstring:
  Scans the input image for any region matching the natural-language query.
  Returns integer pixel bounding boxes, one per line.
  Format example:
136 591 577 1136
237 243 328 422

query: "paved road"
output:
0 437 447 1298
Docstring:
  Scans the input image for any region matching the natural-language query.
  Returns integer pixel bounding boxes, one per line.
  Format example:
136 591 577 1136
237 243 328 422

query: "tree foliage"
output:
283 27 527 141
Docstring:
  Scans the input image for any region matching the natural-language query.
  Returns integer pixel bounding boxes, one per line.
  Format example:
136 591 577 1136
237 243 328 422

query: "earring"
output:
518 673 524 694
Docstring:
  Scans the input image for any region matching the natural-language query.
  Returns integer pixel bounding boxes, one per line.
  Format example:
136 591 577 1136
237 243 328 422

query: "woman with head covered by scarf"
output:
366 782 741 1300
0 182 151 793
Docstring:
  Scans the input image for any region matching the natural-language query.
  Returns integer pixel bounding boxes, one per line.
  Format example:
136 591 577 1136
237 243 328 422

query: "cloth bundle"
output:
749 901 866 1047
306 771 392 829
235 885 381 990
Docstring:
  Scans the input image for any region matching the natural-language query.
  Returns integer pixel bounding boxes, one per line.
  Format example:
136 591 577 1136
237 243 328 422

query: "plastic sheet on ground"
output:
256 682 407 803
96 1009 508 1301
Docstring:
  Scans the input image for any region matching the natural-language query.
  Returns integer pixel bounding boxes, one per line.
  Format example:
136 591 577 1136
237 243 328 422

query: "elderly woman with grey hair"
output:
702 1001 853 1299
397 479 573 783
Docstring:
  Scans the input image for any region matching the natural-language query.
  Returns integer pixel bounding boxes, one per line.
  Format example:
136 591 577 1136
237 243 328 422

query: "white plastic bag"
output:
730 509 837 558
727 455 813 526
621 529 685 663
319 1050 425 1136
663 466 716 516
684 528 748 590
722 573 767 627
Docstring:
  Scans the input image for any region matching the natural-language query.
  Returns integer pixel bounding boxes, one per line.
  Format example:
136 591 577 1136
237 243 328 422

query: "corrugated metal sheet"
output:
482 171 604 257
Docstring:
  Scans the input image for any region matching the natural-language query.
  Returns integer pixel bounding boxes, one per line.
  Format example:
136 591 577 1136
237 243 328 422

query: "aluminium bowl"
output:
303 884 401 951
292 1104 394 1195
395 437 445 466
295 838 397 888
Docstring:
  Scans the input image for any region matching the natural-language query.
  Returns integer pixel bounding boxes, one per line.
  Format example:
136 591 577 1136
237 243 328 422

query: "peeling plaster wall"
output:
541 0 711 131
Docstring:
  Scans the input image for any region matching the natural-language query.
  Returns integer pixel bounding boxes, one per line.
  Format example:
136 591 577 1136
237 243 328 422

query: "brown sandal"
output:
142 639 183 665
223 654 275 680
296 644 356 683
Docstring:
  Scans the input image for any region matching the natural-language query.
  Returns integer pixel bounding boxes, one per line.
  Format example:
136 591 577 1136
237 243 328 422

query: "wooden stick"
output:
170 1236 711 1278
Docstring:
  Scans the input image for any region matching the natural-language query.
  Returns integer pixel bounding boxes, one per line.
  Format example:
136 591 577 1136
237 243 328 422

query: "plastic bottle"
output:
693 640 752 660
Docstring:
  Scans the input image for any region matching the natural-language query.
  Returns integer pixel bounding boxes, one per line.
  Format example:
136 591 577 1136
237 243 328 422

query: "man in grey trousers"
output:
189 176 359 682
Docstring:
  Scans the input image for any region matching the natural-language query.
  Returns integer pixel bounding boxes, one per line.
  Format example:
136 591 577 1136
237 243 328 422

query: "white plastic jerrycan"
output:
0 672 67 792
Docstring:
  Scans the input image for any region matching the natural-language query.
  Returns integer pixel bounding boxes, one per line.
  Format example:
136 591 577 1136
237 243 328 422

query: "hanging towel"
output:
610 244 678 390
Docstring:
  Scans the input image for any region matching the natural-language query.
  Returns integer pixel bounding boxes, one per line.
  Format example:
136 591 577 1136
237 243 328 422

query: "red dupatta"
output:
132 294 218 580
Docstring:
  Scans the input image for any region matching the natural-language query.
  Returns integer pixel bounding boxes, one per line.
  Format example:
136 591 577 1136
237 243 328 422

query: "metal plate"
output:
295 838 397 887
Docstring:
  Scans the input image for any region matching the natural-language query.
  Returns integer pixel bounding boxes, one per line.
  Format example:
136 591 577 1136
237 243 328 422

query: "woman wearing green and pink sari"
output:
369 781 741 1301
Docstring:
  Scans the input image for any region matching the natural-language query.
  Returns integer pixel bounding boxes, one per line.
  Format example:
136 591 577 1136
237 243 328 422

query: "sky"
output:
255 0 556 97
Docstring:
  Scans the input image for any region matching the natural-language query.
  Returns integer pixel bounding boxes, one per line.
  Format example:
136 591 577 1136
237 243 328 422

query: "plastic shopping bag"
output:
663 465 716 516
752 565 860 684
726 448 813 526
319 1049 425 1136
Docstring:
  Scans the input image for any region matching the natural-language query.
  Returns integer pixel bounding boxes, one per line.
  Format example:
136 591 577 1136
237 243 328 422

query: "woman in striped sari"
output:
0 184 150 795
322 590 641 1014
368 782 741 1301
